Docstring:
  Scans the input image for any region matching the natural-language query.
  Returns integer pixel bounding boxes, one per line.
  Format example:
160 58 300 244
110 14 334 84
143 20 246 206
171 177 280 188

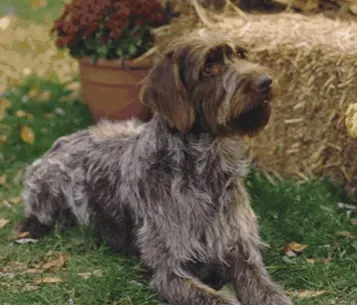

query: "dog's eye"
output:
203 63 218 76
236 48 248 59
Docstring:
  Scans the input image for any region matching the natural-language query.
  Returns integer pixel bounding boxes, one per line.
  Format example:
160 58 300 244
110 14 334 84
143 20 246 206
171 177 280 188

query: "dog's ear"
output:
140 51 195 134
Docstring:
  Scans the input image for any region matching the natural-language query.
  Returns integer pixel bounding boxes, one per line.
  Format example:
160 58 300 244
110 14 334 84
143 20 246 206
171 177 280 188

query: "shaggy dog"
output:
17 30 292 305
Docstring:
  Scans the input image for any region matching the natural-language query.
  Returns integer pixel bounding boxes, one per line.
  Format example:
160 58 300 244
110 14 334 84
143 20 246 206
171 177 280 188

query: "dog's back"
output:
19 118 145 238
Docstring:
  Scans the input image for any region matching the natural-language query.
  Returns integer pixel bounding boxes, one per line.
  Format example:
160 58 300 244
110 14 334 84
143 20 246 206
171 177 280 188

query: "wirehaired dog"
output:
17 30 292 305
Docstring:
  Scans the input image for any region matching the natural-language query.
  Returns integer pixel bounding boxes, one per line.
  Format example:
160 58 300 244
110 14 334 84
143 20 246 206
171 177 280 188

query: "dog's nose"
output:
255 74 272 91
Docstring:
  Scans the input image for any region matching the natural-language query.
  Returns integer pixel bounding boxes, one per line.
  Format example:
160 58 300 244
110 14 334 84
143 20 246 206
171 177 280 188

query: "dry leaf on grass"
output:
0 175 7 185
10 231 29 240
0 15 11 31
44 113 55 119
16 110 33 120
0 135 8 145
16 110 27 118
0 98 12 121
306 252 332 264
0 271 14 279
287 290 328 298
25 268 44 274
39 251 68 272
0 218 10 228
37 90 52 101
281 242 308 257
23 284 39 291
78 269 103 279
336 231 357 239
59 82 81 103
20 125 35 144
350 218 357 226
34 277 63 284
9 196 21 205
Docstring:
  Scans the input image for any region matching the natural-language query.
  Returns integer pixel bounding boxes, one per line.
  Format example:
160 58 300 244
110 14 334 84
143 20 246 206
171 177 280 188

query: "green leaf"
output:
116 48 123 58
128 45 137 56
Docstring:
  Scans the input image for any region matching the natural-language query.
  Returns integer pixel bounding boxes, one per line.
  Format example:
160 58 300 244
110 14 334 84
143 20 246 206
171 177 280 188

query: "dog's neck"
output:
144 115 250 178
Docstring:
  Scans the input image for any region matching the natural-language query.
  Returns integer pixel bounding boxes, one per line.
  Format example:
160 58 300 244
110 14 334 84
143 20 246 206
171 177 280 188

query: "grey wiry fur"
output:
18 30 292 305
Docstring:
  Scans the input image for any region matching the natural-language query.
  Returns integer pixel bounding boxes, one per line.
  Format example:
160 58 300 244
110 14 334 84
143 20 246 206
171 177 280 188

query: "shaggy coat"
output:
18 30 292 305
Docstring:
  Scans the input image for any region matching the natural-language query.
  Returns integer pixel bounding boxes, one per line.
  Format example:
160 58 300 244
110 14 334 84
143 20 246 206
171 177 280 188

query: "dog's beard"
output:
217 72 272 136
229 102 271 136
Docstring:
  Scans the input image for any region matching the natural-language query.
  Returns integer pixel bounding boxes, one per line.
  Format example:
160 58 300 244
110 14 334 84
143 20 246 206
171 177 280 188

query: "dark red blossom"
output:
51 0 174 59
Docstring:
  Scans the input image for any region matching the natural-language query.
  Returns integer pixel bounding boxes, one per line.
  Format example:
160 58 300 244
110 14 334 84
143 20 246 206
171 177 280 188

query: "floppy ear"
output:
140 52 195 134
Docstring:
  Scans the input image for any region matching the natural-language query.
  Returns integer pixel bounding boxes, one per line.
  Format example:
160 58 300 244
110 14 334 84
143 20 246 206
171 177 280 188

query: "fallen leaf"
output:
25 268 44 274
23 284 39 291
306 258 315 264
31 0 48 9
9 196 21 205
336 231 357 239
40 252 68 272
78 272 91 280
15 238 39 244
287 290 328 298
16 110 27 118
44 113 55 119
23 68 32 76
20 125 35 144
28 89 39 100
350 218 357 226
305 252 332 264
34 277 63 284
55 108 65 116
59 83 81 103
281 242 308 256
0 98 12 120
37 90 52 101
0 271 14 279
0 15 11 30
0 218 10 228
0 175 7 185
10 231 29 240
78 269 103 279
12 169 25 186
65 81 80 91
0 135 8 145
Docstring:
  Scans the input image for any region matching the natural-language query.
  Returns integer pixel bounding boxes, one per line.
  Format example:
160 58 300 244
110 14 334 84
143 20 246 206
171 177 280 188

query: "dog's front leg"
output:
151 268 240 305
232 250 292 305
231 183 292 305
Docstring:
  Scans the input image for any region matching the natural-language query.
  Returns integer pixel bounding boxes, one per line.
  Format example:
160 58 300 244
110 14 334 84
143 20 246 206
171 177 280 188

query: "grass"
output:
0 76 357 305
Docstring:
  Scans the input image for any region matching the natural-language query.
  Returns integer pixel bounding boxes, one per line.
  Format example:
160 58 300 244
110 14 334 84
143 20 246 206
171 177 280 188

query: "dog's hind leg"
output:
17 160 75 239
17 186 58 239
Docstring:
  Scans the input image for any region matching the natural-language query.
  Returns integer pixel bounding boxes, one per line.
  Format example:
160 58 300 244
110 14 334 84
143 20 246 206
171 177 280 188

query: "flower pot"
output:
78 57 153 122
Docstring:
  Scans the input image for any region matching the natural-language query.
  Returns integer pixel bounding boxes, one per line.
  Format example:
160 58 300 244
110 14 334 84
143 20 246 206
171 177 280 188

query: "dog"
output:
17 30 291 305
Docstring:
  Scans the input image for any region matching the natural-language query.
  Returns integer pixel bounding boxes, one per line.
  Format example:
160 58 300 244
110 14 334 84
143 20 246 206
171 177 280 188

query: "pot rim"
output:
78 56 153 69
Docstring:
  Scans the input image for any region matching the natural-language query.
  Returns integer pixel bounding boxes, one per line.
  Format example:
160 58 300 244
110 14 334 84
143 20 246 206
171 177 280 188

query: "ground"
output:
1 2 357 305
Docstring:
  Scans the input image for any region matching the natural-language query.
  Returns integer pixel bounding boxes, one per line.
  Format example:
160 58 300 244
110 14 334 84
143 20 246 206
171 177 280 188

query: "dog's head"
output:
140 30 277 137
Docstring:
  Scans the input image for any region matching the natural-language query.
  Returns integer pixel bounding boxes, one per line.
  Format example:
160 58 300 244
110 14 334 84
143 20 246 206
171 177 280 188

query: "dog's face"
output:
141 30 277 137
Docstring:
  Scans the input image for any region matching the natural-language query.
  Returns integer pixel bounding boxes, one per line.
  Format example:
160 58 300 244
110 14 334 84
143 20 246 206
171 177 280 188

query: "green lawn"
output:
1 2 357 305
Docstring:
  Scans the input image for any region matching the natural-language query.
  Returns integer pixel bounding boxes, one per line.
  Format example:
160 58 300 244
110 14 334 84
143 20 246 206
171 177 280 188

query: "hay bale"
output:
155 10 357 196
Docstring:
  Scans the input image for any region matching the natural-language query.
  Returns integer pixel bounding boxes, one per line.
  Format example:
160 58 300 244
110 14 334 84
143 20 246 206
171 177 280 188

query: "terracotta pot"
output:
78 57 153 122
